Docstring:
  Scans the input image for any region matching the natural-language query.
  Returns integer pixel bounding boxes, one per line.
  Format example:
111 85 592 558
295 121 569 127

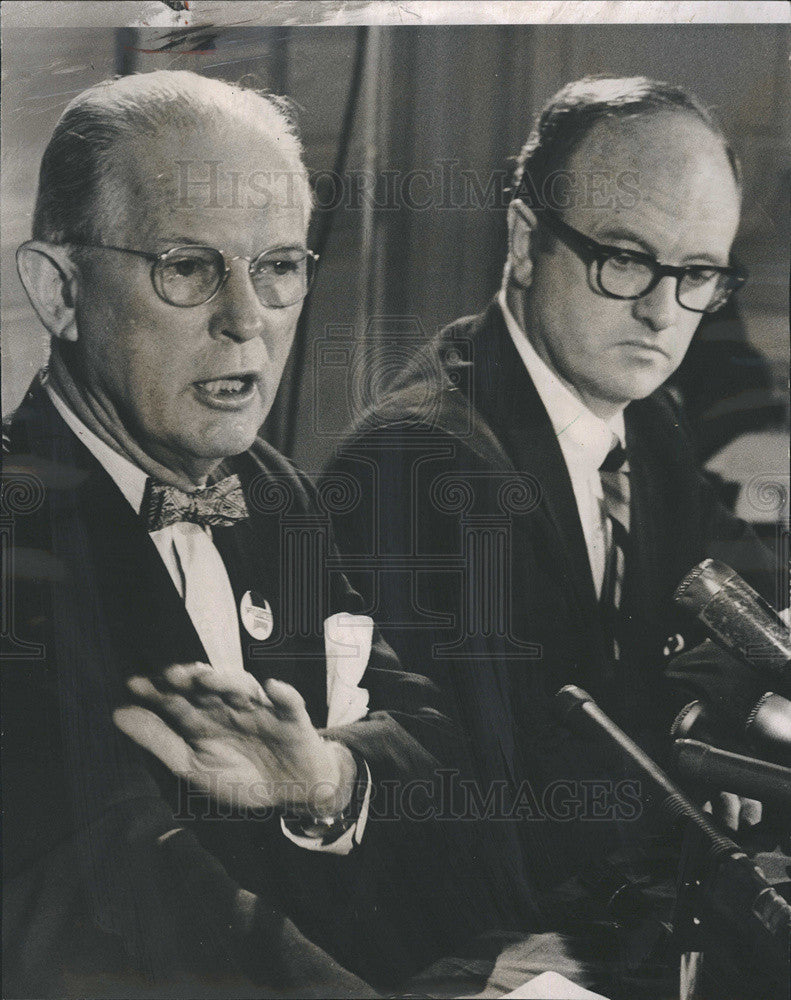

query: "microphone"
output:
673 738 791 810
670 694 791 767
747 692 791 763
555 685 791 984
555 685 760 851
673 559 790 694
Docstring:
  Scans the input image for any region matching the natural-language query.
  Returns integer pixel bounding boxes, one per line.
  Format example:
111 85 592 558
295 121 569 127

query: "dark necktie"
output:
599 443 630 660
140 474 249 532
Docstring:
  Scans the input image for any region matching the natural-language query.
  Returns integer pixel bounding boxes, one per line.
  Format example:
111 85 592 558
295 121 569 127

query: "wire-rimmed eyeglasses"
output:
26 242 319 309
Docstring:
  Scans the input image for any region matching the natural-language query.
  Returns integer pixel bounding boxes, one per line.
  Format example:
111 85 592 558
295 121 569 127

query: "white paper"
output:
503 970 611 999
324 612 373 727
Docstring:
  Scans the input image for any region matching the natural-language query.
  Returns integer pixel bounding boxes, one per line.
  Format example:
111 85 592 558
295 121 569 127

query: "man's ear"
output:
16 241 80 342
507 199 539 288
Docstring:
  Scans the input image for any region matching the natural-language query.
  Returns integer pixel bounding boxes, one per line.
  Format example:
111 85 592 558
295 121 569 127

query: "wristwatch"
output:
283 749 368 845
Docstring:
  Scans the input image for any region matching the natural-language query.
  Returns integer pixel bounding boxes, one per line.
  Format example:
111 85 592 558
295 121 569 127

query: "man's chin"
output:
612 364 674 404
172 421 263 468
199 408 268 453
196 431 261 461
583 375 667 416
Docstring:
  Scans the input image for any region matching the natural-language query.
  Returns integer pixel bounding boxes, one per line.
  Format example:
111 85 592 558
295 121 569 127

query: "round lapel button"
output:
240 590 274 640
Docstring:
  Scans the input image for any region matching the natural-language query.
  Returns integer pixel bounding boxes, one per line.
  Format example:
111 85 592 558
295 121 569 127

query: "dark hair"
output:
32 69 310 244
512 75 741 211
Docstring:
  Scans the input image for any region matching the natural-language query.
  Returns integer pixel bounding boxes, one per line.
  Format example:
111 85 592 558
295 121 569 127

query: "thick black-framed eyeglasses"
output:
41 242 319 308
535 208 745 314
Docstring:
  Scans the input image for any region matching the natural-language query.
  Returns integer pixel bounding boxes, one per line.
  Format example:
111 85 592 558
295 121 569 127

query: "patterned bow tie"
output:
140 474 249 531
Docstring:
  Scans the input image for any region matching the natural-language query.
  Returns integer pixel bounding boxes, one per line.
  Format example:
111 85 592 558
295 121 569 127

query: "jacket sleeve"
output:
2 565 382 999
321 425 543 936
288 459 462 781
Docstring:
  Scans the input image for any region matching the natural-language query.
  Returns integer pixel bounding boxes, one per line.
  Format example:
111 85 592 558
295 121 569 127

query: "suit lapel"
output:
465 304 602 635
210 454 329 725
624 392 706 633
22 382 328 721
21 381 209 679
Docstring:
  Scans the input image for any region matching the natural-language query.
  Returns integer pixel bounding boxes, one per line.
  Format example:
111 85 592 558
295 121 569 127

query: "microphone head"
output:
554 684 593 723
669 698 750 755
664 641 770 730
671 700 708 740
673 558 737 613
672 560 791 694
673 738 713 786
745 692 791 766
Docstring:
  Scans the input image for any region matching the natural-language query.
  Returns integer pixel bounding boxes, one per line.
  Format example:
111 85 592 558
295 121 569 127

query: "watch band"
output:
284 748 368 845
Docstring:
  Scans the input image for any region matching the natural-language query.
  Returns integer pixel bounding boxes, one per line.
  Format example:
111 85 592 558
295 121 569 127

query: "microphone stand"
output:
555 685 791 1000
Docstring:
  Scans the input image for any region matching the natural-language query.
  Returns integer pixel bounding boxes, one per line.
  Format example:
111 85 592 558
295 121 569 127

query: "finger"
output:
739 797 762 828
127 674 170 701
126 675 220 735
242 673 273 706
154 666 248 716
191 669 274 711
713 791 740 832
229 673 274 711
261 677 308 721
113 705 194 778
160 662 214 691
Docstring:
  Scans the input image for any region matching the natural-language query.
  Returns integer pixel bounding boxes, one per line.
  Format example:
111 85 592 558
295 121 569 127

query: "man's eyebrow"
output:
594 227 656 255
153 238 308 254
259 243 308 255
594 227 729 267
154 235 204 248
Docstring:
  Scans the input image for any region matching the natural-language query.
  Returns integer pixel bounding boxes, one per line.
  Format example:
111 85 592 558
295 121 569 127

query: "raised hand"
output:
113 664 356 817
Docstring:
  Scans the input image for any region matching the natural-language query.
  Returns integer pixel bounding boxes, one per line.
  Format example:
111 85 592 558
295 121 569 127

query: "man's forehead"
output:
562 111 741 255
566 112 737 201
104 118 309 244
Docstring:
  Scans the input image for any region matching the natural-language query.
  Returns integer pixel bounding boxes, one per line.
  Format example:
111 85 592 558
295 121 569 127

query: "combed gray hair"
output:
32 69 310 244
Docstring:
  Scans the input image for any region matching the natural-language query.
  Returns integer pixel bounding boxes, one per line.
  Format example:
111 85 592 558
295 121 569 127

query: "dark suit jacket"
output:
2 378 465 998
325 300 777 909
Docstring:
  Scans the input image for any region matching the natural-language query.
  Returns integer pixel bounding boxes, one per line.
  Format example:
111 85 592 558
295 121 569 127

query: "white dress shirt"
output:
47 383 368 853
497 290 626 597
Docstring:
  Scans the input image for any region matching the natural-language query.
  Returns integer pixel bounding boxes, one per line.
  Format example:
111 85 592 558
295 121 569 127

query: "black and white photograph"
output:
2 2 790 998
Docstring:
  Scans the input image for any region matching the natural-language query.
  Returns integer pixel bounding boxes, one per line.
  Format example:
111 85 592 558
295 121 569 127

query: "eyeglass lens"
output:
155 247 222 306
598 256 732 313
153 246 313 307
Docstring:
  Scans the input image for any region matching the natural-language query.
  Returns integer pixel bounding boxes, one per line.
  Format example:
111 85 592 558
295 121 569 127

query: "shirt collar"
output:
497 288 625 472
46 382 149 512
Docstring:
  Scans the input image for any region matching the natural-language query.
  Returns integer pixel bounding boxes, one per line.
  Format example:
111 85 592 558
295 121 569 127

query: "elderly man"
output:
326 76 779 924
2 70 467 999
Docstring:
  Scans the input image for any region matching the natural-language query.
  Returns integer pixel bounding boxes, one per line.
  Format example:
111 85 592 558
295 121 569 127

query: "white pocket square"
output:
324 612 373 728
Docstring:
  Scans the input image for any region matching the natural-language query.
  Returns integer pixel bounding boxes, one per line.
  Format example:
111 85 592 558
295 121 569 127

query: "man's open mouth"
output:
193 374 258 402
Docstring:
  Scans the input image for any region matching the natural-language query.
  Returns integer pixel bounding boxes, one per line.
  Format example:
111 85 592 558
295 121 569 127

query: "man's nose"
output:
631 275 680 332
208 261 267 343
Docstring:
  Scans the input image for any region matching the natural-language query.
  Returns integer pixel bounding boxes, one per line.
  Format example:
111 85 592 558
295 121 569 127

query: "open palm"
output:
114 663 352 816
